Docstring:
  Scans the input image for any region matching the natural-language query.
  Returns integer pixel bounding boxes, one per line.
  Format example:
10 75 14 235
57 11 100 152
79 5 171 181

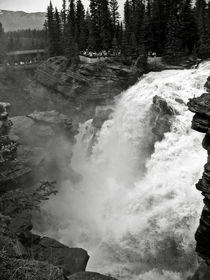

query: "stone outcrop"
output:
36 57 140 121
188 77 210 268
68 272 118 280
151 95 177 141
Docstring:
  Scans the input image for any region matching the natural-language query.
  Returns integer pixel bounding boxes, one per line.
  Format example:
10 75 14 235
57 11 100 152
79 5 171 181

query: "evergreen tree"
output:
109 0 120 32
54 8 63 55
46 1 57 56
89 0 100 50
134 0 145 46
143 0 153 52
61 0 67 27
124 0 132 43
66 0 77 58
76 0 88 50
179 0 198 53
195 0 210 57
151 0 171 54
100 0 112 49
0 22 5 64
166 0 183 56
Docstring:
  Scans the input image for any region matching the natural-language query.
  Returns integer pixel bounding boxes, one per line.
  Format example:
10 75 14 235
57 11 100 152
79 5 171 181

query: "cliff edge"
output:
188 76 210 276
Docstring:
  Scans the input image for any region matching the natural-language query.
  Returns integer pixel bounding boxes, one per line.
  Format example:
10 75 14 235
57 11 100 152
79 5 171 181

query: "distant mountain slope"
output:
0 10 46 31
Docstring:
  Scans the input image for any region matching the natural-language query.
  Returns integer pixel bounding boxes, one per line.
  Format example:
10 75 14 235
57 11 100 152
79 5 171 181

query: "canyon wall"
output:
188 76 210 279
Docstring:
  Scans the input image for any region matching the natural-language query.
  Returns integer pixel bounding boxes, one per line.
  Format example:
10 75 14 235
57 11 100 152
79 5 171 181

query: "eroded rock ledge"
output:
188 77 210 274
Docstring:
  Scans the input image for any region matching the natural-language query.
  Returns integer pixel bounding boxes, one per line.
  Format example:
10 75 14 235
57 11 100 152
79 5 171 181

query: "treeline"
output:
6 29 46 52
46 0 210 59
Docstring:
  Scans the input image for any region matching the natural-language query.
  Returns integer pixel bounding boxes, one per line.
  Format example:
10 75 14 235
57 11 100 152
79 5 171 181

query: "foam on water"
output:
40 61 210 279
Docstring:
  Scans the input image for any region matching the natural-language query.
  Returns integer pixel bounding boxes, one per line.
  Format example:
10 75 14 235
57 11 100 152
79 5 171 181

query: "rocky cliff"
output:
36 57 141 121
188 76 210 278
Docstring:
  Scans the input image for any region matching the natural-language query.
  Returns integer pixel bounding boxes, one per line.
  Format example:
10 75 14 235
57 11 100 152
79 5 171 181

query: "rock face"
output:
36 57 140 121
68 272 118 280
151 95 177 141
188 77 210 266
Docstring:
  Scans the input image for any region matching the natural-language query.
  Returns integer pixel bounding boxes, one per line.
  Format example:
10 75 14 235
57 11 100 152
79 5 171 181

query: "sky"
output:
0 0 125 15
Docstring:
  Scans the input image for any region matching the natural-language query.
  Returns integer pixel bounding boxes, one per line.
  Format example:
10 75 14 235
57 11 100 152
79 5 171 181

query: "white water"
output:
40 61 210 280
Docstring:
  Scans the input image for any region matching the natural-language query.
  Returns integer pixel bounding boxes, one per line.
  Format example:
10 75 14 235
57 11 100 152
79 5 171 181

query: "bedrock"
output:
188 78 210 266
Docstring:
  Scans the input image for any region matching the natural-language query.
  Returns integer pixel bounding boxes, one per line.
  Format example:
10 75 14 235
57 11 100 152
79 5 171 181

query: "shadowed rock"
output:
187 76 210 266
68 271 118 280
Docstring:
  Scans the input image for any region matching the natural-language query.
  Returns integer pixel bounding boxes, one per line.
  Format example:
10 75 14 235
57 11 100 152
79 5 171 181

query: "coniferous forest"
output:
46 0 210 60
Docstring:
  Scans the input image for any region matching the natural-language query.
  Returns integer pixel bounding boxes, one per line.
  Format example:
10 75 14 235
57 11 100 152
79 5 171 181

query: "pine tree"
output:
76 0 87 50
100 0 112 50
179 0 197 54
89 0 100 50
0 22 5 64
109 0 120 32
195 0 210 57
124 0 132 43
61 0 67 27
46 1 57 56
143 0 153 52
165 0 183 56
54 8 63 55
151 0 171 54
66 0 77 58
134 0 145 46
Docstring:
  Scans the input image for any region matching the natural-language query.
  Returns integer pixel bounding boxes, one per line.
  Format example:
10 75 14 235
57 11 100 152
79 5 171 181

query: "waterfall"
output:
40 61 210 280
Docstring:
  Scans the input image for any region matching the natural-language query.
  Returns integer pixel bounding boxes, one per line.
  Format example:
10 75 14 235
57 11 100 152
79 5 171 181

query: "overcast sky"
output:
0 0 125 15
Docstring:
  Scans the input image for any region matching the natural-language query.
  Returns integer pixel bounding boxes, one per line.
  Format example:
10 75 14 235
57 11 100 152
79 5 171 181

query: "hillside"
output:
0 10 45 31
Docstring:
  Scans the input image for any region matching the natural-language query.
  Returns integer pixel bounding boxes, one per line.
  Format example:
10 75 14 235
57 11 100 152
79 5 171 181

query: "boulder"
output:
188 94 210 117
151 95 176 141
205 76 210 92
68 272 118 280
31 237 89 276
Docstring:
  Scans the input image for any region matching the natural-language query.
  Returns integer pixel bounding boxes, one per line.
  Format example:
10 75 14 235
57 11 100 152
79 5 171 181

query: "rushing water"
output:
40 61 210 280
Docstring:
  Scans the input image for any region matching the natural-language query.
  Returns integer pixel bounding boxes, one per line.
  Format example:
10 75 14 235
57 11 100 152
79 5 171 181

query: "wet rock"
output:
31 237 89 276
36 57 140 120
188 94 210 117
188 76 210 265
151 95 176 141
92 108 113 129
192 114 210 133
205 77 210 93
68 272 118 280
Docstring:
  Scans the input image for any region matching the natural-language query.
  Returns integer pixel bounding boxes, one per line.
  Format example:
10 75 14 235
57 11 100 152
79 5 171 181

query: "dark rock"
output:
191 114 210 133
205 77 210 93
188 94 210 118
36 57 140 121
92 108 113 129
188 76 210 265
68 272 118 280
31 237 89 276
151 95 176 141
